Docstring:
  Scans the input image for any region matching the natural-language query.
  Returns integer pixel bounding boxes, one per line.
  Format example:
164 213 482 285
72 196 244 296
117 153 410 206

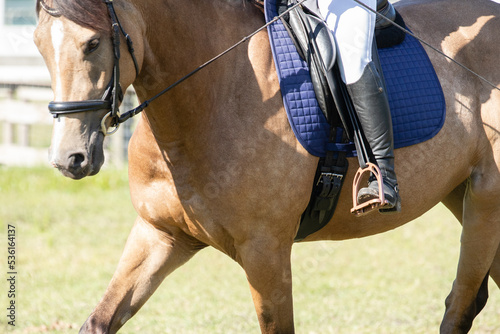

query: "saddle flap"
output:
306 14 337 72
288 6 336 72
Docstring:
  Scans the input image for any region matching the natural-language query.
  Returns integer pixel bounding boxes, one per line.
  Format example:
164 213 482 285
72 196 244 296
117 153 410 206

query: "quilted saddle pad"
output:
264 0 446 157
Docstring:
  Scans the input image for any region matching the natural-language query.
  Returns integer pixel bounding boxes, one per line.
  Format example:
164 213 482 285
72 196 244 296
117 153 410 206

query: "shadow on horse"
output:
33 0 500 332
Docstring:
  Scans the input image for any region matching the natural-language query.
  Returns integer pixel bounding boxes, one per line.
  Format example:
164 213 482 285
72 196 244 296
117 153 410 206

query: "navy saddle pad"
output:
264 0 446 157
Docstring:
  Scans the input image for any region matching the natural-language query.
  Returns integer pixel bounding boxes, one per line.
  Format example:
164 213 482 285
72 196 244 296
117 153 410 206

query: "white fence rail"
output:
0 84 136 167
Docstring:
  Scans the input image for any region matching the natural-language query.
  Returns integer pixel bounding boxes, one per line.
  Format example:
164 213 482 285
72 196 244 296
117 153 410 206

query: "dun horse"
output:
34 0 500 332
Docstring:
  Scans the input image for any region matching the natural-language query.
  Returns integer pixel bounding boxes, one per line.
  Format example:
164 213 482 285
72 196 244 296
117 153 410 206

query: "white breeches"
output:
318 0 376 84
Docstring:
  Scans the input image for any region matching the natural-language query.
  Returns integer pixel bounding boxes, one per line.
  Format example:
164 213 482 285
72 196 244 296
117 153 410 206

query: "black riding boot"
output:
347 61 401 213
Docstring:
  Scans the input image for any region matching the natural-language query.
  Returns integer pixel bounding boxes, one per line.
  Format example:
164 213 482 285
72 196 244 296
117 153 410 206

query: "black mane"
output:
37 0 264 32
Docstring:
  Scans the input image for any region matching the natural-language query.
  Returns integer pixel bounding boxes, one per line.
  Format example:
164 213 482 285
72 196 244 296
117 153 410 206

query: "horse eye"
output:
85 38 100 55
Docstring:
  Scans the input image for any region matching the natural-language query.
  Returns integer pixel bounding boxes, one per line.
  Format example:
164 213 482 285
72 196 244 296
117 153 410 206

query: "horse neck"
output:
130 0 265 143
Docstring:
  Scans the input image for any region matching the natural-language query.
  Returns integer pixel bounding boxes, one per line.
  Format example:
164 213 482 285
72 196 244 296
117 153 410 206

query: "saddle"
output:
281 0 405 124
280 0 406 240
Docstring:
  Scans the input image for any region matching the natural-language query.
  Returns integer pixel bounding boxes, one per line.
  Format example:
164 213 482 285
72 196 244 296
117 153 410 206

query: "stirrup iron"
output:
350 162 389 216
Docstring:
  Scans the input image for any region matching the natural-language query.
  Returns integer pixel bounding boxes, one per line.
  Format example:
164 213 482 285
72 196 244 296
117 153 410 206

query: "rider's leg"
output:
347 56 400 211
319 0 400 211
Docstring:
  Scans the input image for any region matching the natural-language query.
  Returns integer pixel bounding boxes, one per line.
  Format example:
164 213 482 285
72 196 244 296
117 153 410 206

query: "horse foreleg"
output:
79 217 204 334
237 235 295 334
440 177 500 334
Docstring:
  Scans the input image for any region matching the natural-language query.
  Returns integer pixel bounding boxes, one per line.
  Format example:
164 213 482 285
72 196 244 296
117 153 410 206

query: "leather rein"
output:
42 0 308 136
42 0 499 136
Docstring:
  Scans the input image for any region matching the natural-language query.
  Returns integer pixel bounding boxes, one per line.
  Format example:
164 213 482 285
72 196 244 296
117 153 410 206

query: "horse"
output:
33 0 500 332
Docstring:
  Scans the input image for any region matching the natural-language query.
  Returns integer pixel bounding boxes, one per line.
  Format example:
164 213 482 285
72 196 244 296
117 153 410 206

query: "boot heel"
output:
379 195 401 214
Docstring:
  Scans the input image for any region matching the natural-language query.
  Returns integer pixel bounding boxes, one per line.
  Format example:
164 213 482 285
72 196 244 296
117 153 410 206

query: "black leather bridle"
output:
43 0 140 135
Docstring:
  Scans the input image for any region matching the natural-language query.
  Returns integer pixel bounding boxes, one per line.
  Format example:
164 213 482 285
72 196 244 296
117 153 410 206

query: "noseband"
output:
45 0 139 135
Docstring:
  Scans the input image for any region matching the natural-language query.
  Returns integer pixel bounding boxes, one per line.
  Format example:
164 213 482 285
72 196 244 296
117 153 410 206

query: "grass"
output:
0 166 499 333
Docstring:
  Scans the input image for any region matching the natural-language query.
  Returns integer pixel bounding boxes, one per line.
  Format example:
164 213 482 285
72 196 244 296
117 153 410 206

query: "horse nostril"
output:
54 151 92 180
68 152 86 169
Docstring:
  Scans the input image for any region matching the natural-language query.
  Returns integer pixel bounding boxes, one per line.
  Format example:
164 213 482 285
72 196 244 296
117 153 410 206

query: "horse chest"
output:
130 178 182 224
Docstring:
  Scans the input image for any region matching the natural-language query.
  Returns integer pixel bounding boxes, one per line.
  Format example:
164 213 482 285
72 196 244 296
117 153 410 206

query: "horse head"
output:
34 0 142 179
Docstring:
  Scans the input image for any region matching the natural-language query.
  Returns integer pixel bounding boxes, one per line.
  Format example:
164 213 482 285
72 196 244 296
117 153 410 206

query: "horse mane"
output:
248 0 264 11
36 0 111 34
37 0 264 31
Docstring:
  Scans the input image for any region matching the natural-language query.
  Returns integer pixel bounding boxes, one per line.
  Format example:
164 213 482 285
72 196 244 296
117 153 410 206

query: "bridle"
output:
43 0 140 135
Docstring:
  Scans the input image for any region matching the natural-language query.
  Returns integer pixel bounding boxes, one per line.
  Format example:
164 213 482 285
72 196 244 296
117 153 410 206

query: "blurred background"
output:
0 1 499 333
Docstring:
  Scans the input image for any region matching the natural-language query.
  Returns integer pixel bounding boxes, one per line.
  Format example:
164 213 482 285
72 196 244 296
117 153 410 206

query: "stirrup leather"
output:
350 162 390 216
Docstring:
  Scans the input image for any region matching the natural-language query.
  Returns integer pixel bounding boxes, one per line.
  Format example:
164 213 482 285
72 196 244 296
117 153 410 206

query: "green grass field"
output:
1 166 499 333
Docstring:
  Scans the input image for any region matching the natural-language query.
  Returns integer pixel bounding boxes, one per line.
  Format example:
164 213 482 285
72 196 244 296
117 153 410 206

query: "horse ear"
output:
36 0 41 18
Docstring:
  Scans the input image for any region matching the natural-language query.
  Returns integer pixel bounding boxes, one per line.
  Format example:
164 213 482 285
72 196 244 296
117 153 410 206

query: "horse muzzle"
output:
49 128 105 180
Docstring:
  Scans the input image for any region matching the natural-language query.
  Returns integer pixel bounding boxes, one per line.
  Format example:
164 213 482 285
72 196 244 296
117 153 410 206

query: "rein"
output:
352 0 500 93
43 0 306 136
115 0 309 127
44 0 500 137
